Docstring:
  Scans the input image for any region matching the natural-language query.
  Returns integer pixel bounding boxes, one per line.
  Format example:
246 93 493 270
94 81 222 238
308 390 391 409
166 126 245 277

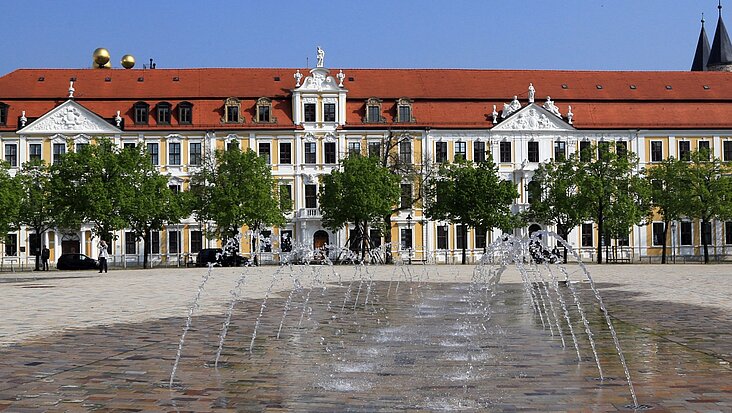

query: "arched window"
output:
133 102 149 125
363 97 384 123
396 97 414 123
223 97 241 123
255 97 275 123
177 101 193 125
156 102 171 125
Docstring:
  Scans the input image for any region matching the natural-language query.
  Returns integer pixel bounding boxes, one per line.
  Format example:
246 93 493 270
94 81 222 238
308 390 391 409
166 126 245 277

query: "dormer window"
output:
255 97 276 123
156 102 171 125
396 98 414 123
178 101 193 125
224 97 241 123
133 102 149 125
0 103 7 126
364 98 384 123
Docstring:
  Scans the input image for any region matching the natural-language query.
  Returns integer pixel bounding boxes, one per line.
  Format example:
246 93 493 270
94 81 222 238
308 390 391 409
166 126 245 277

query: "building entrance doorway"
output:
61 233 81 254
313 230 329 250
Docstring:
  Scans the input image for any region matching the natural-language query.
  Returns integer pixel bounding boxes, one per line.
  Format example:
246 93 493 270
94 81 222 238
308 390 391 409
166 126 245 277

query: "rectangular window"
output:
554 141 566 161
168 230 180 254
680 221 692 246
679 141 691 161
348 141 361 156
367 106 380 122
701 221 712 245
305 142 317 164
149 231 160 254
190 230 203 254
651 141 663 162
474 141 486 162
455 141 467 161
0 104 7 125
4 144 17 167
598 141 611 159
304 103 316 122
260 230 273 252
281 230 293 252
169 184 181 193
579 141 591 162
368 141 381 158
726 221 732 245
226 105 239 123
53 143 65 165
189 142 202 166
475 227 487 250
698 140 710 160
123 142 136 150
324 142 336 164
435 141 448 163
134 105 148 124
724 141 732 162
29 144 42 162
29 233 39 256
349 228 361 252
652 222 665 246
400 183 412 208
437 225 448 250
456 225 467 250
616 141 628 157
305 184 317 208
169 142 181 165
258 105 270 123
400 140 412 163
279 184 292 211
5 234 17 256
617 232 630 247
147 142 159 165
279 142 292 164
398 106 411 123
369 228 381 249
157 105 171 124
179 104 192 124
324 103 336 122
400 228 413 249
499 141 511 163
527 141 539 163
125 232 136 255
75 143 88 153
258 142 271 164
581 223 593 247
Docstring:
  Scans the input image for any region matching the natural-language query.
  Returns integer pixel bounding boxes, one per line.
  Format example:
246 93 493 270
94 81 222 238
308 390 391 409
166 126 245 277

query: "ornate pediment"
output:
294 67 343 93
492 104 574 132
18 100 121 135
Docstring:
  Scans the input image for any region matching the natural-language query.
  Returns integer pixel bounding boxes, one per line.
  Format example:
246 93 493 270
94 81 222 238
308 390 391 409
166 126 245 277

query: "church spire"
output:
692 14 710 71
707 0 732 71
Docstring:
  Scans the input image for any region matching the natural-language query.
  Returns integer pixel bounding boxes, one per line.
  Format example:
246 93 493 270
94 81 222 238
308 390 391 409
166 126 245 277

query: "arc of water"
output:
249 265 287 352
531 263 565 346
542 261 581 361
214 265 251 367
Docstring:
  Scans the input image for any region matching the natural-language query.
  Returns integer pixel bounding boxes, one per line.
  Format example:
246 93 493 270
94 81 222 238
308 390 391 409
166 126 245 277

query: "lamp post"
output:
406 214 412 265
671 221 677 264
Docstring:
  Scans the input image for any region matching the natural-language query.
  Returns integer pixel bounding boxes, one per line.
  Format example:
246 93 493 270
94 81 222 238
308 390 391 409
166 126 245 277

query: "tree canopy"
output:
15 160 56 269
643 156 688 263
0 162 20 241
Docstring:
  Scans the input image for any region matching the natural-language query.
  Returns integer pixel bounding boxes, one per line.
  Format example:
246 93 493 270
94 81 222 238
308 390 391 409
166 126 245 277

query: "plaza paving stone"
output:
0 264 730 411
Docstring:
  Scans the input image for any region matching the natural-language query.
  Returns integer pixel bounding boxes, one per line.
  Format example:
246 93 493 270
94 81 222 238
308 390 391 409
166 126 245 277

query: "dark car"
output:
195 248 249 267
56 253 99 270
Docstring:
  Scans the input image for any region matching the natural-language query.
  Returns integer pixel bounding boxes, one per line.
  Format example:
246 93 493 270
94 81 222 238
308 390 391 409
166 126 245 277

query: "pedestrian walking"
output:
41 245 50 271
98 240 109 273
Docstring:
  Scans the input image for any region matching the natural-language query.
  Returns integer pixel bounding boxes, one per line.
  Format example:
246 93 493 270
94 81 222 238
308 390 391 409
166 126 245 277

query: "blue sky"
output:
0 1 721 75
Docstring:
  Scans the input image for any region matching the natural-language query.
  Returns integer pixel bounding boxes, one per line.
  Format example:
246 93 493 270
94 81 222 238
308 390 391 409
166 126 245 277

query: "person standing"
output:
41 245 50 271
98 240 109 273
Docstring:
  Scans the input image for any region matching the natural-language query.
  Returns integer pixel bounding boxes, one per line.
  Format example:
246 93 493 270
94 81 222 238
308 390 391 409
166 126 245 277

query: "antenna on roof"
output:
149 58 156 69
306 57 309 68
720 0 723 17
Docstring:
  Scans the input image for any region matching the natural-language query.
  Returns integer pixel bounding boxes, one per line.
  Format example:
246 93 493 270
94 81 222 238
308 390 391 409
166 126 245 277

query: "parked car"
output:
56 253 99 270
195 248 249 267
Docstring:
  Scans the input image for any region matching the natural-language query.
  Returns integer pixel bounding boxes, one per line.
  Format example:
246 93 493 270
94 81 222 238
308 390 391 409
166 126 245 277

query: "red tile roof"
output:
2 68 732 130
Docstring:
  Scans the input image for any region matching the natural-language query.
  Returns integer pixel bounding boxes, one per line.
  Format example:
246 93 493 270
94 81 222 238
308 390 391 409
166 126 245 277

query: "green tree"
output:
0 161 20 241
119 146 190 269
684 150 732 263
50 140 132 243
643 157 688 264
15 160 56 270
425 156 519 264
573 143 649 264
190 142 284 265
320 154 400 260
525 159 586 263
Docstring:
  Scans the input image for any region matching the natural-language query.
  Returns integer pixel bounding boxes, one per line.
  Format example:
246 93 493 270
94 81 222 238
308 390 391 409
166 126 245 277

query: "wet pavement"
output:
0 263 731 412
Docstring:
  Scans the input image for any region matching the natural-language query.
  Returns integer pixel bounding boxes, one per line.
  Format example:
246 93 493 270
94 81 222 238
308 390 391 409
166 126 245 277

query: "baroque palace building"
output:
3 14 732 267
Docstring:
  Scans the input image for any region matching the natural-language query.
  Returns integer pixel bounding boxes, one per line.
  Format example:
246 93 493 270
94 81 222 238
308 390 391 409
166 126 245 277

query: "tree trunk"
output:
34 228 42 271
702 219 710 264
596 205 604 264
360 221 367 262
560 229 570 264
143 229 150 269
661 220 668 264
461 224 467 265
383 214 393 264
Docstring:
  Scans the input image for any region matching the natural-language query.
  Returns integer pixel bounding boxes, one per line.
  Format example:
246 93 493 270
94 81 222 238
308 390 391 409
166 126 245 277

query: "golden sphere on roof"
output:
92 48 111 68
121 54 136 69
